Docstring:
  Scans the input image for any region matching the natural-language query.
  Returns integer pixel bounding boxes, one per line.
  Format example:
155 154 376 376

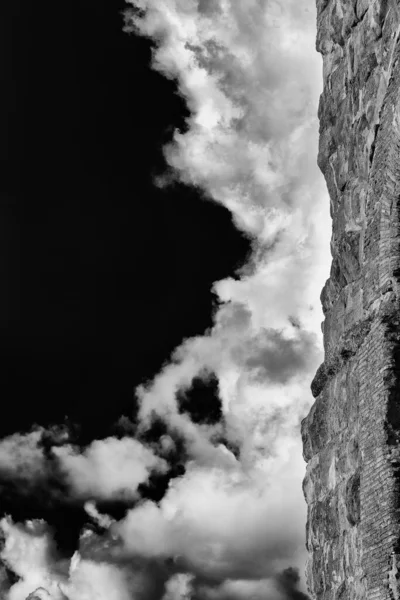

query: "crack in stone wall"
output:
302 1 400 598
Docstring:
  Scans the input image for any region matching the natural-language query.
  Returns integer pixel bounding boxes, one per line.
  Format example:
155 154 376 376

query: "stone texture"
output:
302 0 400 598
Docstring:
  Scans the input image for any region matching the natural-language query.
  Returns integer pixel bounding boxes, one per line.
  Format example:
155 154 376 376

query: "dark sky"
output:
0 0 251 556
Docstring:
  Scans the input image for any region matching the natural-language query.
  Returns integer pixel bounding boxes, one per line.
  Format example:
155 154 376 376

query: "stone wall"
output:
302 1 400 598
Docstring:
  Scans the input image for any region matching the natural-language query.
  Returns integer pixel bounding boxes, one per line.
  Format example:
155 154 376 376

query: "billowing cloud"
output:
0 519 170 600
136 301 321 432
0 433 167 503
52 437 167 501
161 574 192 600
63 556 136 600
125 0 323 236
114 443 307 581
0 518 68 600
124 0 331 479
0 430 52 483
120 1 329 596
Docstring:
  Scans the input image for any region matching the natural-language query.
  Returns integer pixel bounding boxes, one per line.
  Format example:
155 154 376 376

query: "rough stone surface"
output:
302 0 400 598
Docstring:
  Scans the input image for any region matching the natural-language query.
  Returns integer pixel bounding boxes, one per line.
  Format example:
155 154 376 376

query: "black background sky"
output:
0 1 251 556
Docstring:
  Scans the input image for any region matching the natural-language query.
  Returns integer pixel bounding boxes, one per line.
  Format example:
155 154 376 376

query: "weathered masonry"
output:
301 1 400 598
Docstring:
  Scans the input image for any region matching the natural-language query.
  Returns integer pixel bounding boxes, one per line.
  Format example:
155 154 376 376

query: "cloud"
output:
0 430 49 483
125 0 324 238
125 0 330 468
63 557 134 600
0 519 170 600
0 432 167 503
0 444 310 597
83 502 114 530
0 518 68 600
120 1 329 595
52 437 168 501
136 300 321 428
112 440 307 582
161 574 192 600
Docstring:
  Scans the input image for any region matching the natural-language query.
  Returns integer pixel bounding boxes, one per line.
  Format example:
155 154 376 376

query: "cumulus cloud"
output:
0 446 309 598
123 0 331 467
161 574 192 600
0 430 50 483
113 444 307 579
63 556 136 600
125 0 326 242
0 432 167 503
136 301 321 432
0 519 170 600
0 441 310 598
0 518 68 600
52 437 167 501
119 0 329 596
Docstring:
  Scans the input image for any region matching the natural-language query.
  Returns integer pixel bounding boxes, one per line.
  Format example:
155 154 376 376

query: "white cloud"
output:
62 556 132 600
114 440 307 583
0 518 68 600
126 0 330 455
0 520 167 600
161 574 193 600
126 0 325 238
52 437 168 501
0 430 48 482
0 432 166 503
83 502 115 530
121 0 330 594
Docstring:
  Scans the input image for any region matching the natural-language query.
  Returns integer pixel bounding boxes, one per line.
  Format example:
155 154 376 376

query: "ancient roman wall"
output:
302 1 400 598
